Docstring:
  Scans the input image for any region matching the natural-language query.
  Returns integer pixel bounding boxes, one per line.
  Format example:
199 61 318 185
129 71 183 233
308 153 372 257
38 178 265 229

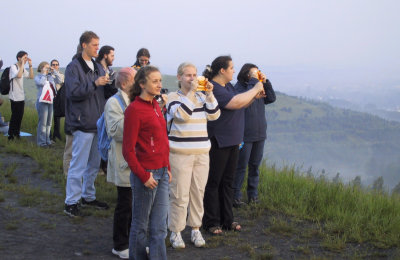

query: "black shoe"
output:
248 197 259 204
81 198 109 210
233 199 246 208
64 204 81 217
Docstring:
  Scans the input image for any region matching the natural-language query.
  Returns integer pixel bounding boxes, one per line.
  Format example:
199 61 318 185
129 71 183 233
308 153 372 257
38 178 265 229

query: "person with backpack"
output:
64 31 110 217
122 66 171 260
103 67 136 259
49 59 65 141
7 51 34 140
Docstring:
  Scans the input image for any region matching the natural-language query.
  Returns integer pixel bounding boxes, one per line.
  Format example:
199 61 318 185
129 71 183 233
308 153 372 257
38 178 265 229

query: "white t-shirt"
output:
85 60 94 71
9 64 29 101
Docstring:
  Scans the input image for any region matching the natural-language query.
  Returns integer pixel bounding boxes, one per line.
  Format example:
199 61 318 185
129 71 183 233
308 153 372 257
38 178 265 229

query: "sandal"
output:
231 222 241 232
207 226 223 235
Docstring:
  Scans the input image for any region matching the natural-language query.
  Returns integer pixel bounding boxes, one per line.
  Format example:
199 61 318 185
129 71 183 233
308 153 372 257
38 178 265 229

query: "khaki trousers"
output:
168 152 209 232
63 134 73 176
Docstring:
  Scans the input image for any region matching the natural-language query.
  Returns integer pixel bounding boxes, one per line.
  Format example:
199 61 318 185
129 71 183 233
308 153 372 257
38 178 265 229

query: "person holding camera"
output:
64 31 110 217
8 51 34 140
202 56 265 235
233 64 276 207
34 62 57 147
167 62 220 249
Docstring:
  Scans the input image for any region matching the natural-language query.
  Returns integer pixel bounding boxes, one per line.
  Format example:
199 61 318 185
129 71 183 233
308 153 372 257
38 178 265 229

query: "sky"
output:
1 0 400 80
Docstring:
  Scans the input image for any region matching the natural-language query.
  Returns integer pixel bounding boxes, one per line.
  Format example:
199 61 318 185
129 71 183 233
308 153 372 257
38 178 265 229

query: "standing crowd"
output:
0 30 275 260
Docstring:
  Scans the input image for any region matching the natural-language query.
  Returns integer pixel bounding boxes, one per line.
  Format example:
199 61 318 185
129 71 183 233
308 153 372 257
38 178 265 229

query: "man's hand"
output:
27 57 32 67
95 76 109 87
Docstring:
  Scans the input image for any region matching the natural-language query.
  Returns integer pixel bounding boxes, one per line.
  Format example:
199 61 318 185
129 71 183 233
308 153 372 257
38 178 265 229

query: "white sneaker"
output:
191 230 206 247
170 231 185 249
112 248 129 259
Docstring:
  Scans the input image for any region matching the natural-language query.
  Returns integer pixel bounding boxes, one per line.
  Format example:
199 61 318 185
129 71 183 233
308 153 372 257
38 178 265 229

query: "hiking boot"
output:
81 198 109 210
64 204 81 217
170 232 185 249
233 198 245 208
112 248 129 259
191 230 205 247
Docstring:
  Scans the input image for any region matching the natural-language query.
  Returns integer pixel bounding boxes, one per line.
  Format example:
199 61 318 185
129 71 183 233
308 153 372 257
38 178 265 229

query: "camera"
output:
155 88 169 103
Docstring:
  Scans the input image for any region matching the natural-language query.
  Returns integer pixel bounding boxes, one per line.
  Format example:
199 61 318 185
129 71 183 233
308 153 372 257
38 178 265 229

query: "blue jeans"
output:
65 130 101 205
234 140 265 201
36 102 53 146
129 167 169 260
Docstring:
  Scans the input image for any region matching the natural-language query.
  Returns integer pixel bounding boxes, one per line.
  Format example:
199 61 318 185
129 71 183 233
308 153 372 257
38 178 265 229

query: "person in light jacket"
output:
34 61 58 147
105 67 136 259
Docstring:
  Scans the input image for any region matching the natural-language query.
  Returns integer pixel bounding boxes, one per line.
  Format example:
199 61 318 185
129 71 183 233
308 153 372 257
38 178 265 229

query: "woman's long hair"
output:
129 65 160 101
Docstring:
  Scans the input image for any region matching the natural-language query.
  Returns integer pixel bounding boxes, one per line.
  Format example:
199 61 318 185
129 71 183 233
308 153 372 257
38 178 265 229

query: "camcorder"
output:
155 88 169 103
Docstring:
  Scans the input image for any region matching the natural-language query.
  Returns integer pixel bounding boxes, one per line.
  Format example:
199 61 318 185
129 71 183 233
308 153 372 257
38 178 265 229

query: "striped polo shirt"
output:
166 90 220 154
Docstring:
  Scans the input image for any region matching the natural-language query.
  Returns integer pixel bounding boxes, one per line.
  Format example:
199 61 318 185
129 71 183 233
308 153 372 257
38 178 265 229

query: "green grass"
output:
1 90 400 253
258 162 400 248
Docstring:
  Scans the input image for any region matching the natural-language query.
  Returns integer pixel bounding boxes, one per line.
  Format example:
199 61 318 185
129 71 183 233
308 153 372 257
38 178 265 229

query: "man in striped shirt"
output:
166 62 220 249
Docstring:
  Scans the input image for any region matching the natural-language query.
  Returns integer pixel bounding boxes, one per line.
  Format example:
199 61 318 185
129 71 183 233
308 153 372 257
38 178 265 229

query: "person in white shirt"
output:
8 51 34 140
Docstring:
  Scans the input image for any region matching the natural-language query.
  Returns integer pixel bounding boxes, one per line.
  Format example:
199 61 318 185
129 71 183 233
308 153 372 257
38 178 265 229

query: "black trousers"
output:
8 100 25 139
203 137 239 230
113 186 132 251
52 116 62 140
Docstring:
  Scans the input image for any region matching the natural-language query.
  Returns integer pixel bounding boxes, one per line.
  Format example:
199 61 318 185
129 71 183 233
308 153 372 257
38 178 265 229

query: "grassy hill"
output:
265 92 400 188
1 71 400 258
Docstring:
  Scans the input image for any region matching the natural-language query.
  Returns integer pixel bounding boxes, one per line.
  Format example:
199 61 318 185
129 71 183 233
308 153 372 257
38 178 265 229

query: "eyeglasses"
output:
51 64 59 66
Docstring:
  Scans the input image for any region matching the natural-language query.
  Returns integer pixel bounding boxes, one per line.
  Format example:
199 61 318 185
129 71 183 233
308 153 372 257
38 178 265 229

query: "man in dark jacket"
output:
64 31 110 217
233 64 276 207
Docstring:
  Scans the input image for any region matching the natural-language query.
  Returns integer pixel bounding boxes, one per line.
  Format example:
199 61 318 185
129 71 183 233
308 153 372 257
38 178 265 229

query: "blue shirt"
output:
207 80 244 148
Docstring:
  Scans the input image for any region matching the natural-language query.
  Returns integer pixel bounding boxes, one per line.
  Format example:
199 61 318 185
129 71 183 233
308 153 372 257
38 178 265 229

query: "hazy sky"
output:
2 0 399 77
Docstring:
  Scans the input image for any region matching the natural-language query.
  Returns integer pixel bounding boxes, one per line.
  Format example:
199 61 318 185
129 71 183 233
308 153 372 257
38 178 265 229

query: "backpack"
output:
0 65 14 95
53 83 65 117
97 93 126 161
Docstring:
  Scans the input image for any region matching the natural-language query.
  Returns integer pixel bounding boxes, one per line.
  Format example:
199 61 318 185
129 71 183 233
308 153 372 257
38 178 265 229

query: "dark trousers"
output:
203 137 239 230
52 116 62 140
8 100 25 139
113 186 132 251
234 140 265 201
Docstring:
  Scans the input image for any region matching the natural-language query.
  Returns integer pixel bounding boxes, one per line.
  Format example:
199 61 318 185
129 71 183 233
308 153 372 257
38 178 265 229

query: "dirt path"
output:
0 150 397 259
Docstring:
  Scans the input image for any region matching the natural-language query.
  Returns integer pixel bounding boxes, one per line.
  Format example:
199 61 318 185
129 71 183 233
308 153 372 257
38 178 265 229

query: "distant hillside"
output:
265 92 400 188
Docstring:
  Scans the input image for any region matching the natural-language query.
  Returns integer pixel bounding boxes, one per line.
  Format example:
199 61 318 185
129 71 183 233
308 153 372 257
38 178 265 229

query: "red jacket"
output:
122 96 169 184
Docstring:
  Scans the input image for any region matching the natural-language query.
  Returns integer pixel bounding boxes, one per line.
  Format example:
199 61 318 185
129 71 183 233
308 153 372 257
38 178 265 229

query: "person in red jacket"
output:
122 65 171 260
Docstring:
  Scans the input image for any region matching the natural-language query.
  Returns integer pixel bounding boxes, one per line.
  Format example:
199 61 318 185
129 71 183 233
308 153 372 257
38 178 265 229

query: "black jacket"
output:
234 78 276 142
